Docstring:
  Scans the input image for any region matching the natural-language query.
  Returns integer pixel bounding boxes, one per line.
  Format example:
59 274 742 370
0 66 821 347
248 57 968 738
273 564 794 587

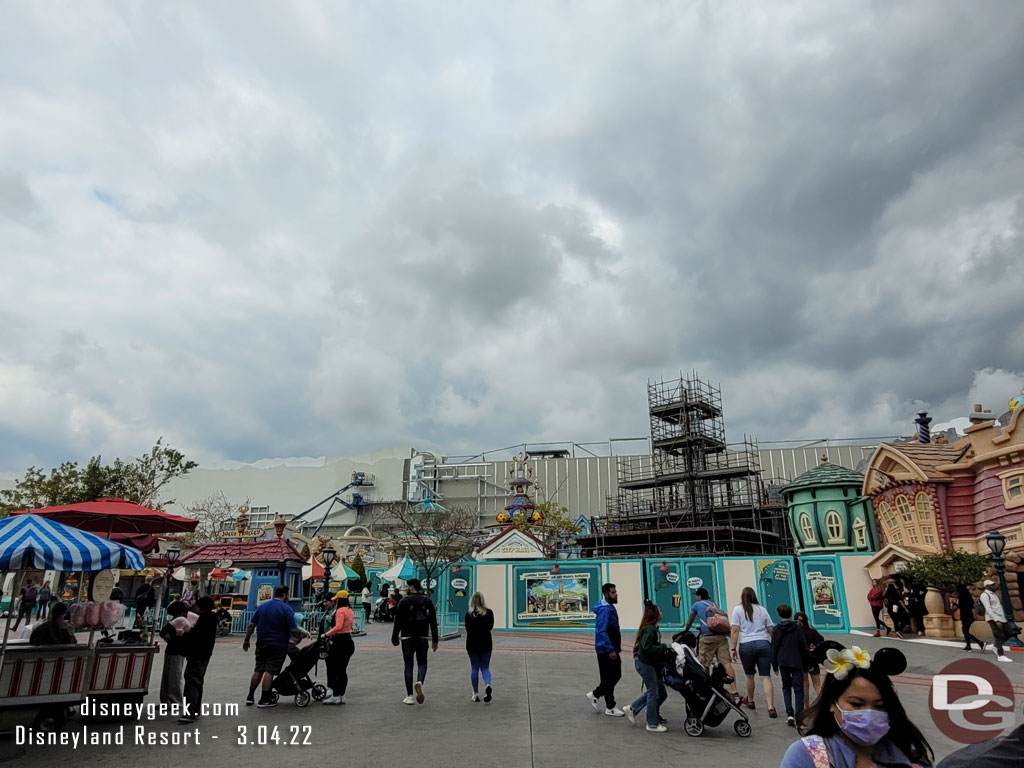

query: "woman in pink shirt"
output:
323 590 355 705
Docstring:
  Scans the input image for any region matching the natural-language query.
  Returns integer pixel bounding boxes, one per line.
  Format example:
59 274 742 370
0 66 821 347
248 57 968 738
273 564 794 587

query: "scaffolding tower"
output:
582 373 790 557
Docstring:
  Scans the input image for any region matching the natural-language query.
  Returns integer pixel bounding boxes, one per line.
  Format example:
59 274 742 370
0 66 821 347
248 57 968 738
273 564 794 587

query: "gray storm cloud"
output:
0 1 1022 470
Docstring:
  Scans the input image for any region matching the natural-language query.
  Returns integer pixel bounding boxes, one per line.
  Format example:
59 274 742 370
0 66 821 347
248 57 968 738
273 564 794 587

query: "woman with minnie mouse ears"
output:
779 643 933 768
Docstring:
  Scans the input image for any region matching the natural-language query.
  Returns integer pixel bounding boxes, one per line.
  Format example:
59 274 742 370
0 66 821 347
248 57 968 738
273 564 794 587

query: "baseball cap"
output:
333 590 349 600
983 579 996 587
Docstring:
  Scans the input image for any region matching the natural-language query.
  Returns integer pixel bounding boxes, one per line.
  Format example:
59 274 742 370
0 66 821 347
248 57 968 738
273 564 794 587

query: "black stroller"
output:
269 641 329 707
664 632 751 738
373 597 396 623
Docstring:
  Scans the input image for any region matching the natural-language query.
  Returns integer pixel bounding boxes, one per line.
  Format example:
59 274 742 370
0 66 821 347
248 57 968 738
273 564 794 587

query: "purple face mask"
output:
834 704 890 746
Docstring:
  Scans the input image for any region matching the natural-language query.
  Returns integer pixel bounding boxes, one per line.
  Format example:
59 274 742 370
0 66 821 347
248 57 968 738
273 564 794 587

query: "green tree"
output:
0 438 197 515
511 500 583 549
349 551 368 591
902 550 992 592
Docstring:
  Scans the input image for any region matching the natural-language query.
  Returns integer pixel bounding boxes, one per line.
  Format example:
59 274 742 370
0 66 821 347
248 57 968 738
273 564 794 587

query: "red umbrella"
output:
11 497 198 535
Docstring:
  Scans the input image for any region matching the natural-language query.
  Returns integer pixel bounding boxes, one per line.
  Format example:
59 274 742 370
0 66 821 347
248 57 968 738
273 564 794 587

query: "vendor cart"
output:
0 514 153 732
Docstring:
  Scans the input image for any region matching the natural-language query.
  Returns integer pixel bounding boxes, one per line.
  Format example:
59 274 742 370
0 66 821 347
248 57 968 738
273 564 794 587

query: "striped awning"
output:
0 514 145 571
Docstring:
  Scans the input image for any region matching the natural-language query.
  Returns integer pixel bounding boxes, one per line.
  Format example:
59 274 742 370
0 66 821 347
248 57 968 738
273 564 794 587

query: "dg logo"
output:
929 658 1017 744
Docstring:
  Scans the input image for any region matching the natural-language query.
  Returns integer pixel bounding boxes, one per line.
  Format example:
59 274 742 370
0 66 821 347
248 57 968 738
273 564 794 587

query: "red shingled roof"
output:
884 442 965 481
180 538 305 565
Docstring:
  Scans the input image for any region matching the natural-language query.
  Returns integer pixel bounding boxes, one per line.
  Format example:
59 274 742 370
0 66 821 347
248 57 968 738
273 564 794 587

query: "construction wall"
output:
607 560 644 630
476 563 509 629
722 559 757 608
838 553 875 630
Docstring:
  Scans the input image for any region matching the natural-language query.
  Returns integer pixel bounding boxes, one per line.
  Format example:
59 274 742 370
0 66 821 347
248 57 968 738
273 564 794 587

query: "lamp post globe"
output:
322 545 337 598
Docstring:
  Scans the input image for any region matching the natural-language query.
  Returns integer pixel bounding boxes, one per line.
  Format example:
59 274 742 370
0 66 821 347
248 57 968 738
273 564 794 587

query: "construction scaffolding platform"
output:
579 372 789 557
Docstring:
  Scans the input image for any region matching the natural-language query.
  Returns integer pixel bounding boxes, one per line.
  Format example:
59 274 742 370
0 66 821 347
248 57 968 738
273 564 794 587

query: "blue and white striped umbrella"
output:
0 513 145 571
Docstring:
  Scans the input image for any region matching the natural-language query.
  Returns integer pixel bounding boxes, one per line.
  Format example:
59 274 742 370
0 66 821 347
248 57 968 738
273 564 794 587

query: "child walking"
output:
770 604 812 727
465 592 494 702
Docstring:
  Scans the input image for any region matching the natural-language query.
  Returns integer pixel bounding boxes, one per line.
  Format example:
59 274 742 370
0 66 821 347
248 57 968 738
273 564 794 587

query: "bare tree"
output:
373 500 481 591
182 491 249 546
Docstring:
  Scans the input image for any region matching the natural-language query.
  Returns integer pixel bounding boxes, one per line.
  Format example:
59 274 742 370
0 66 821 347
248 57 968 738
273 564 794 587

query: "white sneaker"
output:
471 693 481 702
646 724 667 733
585 691 600 712
624 705 636 725
403 695 416 705
998 655 1013 663
322 695 342 705
605 707 625 717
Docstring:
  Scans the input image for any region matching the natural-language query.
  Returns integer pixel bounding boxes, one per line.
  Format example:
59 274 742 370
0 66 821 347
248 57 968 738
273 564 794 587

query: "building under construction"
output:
579 373 791 557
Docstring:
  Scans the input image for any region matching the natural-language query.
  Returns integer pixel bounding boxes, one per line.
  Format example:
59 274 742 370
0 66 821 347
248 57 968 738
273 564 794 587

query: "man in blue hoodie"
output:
586 583 624 717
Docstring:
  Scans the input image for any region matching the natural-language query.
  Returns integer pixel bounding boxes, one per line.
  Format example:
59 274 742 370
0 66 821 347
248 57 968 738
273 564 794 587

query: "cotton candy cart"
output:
0 514 154 731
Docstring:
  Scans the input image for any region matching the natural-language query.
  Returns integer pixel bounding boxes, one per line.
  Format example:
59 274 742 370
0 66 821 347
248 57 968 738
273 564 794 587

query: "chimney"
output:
969 403 995 424
914 412 932 444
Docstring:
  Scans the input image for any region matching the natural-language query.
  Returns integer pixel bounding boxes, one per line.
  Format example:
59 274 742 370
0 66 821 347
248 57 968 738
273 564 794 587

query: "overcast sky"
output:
1 1 1023 472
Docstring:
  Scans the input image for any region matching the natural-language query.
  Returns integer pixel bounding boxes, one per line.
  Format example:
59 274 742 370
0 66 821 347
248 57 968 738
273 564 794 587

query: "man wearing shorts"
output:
243 586 305 707
684 588 739 702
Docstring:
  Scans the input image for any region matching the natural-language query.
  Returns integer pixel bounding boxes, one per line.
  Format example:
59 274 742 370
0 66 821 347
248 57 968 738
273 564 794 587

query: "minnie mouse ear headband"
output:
818 641 907 680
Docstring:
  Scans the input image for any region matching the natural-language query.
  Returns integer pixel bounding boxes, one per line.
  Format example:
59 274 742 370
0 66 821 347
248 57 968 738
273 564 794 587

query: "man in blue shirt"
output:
242 586 305 707
586 583 624 717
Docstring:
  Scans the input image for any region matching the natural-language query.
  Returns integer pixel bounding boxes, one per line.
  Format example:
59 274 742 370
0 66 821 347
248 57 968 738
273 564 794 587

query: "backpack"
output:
702 601 731 634
973 595 986 617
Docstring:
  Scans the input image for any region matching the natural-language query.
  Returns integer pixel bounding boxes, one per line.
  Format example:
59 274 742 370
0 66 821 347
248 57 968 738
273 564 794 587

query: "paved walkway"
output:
2 623 1021 767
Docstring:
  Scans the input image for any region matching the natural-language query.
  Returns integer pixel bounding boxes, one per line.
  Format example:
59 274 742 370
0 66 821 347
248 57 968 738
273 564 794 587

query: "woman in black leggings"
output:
955 584 985 652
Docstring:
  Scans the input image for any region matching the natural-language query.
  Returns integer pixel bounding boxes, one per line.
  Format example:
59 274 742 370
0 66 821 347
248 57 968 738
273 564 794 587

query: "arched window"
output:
800 513 817 544
921 526 937 546
915 492 933 521
825 510 844 542
896 495 913 522
853 519 868 547
878 502 896 531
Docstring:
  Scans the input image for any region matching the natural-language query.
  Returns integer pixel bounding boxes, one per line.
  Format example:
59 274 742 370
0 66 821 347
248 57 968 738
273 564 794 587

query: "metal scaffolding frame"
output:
581 372 790 557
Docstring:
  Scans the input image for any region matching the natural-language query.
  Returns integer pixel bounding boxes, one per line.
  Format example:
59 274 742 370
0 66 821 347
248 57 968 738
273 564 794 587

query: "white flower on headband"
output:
823 646 872 680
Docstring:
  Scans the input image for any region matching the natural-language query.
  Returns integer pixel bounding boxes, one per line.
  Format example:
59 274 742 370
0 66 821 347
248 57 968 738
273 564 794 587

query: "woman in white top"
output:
730 586 776 717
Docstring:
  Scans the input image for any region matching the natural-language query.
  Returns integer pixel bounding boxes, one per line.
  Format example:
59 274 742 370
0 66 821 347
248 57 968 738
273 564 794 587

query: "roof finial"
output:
820 454 829 464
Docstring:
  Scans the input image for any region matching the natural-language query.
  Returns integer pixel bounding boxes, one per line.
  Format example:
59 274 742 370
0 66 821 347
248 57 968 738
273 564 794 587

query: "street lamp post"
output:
163 544 180 610
986 530 1022 647
321 545 337 600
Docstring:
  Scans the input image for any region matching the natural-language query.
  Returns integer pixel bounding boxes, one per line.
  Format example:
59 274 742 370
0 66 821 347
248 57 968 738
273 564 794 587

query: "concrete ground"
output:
3 623 1023 768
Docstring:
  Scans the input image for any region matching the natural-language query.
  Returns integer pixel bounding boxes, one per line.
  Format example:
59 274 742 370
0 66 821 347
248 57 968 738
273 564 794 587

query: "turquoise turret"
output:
783 456 878 555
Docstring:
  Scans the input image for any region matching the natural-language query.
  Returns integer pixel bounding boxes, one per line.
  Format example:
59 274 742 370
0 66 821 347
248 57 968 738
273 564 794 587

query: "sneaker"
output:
646 724 667 733
322 696 342 705
658 716 668 725
245 694 255 706
872 631 880 637
586 691 601 712
484 685 492 703
403 695 416 705
895 631 904 639
963 646 972 652
605 707 625 717
414 680 425 704
768 707 778 719
980 641 987 653
256 698 277 708
624 705 636 725
997 655 1013 663
786 716 796 727
471 694 481 702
